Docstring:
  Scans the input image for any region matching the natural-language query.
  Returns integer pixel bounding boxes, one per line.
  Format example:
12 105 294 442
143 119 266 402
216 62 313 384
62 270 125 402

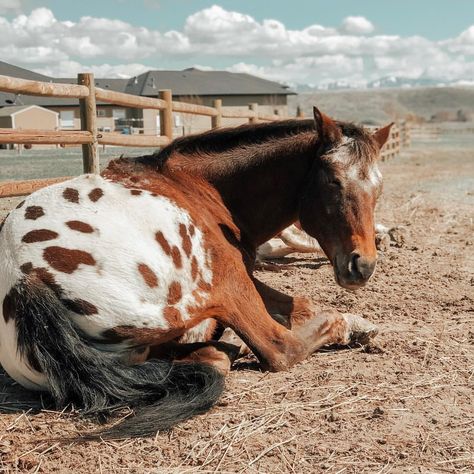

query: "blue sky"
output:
20 0 474 40
1 0 473 87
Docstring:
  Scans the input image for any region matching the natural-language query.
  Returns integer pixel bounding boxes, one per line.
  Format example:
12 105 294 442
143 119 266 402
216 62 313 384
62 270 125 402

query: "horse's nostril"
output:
349 253 361 275
350 254 376 280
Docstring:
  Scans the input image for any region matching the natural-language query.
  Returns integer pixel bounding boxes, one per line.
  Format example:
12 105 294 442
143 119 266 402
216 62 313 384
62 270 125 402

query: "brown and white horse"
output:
0 108 392 438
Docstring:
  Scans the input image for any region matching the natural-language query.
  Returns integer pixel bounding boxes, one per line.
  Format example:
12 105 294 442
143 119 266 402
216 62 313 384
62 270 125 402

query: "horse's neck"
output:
175 132 317 248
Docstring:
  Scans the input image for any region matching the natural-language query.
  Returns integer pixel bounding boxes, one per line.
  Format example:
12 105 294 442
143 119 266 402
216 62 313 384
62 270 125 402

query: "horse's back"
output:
0 174 213 389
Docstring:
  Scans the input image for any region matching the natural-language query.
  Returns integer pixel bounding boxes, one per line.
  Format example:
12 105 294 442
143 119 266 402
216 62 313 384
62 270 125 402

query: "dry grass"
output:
0 138 473 473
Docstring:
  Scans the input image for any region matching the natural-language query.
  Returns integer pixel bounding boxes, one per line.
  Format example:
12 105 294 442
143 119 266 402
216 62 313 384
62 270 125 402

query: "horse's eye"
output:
329 179 342 188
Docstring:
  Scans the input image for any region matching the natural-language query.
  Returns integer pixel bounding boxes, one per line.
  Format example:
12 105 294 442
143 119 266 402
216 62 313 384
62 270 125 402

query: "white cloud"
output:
441 25 474 55
0 5 473 87
33 60 151 78
0 0 22 14
340 16 374 35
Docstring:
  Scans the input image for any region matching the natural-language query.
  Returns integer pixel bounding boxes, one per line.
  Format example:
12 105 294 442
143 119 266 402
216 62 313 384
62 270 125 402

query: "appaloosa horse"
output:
0 108 392 438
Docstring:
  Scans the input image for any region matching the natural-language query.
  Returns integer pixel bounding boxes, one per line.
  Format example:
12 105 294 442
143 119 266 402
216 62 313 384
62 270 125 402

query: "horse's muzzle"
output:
334 252 377 290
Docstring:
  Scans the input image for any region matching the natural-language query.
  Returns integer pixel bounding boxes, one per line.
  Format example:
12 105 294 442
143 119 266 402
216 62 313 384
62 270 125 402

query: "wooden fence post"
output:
249 103 258 124
296 105 304 118
78 73 99 174
159 89 173 140
211 99 222 128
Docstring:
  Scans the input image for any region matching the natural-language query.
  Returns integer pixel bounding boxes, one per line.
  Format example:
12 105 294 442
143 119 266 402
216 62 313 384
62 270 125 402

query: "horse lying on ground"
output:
0 108 392 439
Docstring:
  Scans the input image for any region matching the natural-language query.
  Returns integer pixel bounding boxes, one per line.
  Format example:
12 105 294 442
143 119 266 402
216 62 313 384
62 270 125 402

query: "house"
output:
0 104 59 149
121 68 293 134
0 63 131 131
0 105 58 130
0 61 295 136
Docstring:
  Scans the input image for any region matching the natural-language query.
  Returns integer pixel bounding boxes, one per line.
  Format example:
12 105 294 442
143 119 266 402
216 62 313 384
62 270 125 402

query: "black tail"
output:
11 280 225 439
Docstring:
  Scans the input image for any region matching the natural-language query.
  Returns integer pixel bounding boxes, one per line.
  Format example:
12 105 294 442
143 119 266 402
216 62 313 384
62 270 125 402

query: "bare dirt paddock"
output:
1 138 473 473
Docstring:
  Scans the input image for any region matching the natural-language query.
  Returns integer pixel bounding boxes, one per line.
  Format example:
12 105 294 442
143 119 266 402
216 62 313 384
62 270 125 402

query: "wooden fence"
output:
0 72 407 198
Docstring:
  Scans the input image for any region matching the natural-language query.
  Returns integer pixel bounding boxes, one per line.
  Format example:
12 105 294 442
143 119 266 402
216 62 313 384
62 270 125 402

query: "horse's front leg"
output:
253 278 379 348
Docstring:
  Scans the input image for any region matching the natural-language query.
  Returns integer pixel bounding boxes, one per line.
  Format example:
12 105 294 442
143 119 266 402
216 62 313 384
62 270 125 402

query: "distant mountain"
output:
294 76 474 92
289 86 474 124
367 76 446 89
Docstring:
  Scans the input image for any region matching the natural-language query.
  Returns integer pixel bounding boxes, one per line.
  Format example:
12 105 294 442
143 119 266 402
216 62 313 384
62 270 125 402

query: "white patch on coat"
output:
179 319 213 344
328 137 382 193
0 174 213 389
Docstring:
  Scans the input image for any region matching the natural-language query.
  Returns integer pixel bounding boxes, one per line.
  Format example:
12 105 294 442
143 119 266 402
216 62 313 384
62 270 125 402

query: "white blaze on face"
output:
329 137 382 194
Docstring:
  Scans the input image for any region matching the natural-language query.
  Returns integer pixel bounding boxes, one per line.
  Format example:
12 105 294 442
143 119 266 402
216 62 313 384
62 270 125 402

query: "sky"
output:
1 0 473 87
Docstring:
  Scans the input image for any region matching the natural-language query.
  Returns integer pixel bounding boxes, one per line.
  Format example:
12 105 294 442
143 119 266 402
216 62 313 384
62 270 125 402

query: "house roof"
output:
0 62 67 107
0 61 51 82
0 105 58 117
128 68 295 97
55 77 129 94
0 62 294 108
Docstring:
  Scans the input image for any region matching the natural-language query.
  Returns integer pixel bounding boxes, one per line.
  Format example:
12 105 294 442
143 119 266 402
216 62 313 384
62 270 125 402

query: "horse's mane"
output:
157 119 316 160
131 118 376 174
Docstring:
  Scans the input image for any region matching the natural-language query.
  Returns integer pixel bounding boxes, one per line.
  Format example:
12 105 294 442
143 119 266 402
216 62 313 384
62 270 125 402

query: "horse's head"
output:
299 107 393 290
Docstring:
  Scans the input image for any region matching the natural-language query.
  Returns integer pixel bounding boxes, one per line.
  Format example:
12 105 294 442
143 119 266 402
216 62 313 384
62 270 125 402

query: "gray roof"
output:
128 68 294 97
0 61 65 107
0 61 51 81
55 77 129 94
0 91 78 107
0 62 294 108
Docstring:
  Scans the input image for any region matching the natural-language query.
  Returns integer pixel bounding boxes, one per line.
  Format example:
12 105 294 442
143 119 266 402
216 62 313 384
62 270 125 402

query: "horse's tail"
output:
11 278 225 440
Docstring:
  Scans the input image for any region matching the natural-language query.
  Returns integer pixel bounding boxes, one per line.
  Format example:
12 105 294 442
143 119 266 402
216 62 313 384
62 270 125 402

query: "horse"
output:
0 108 392 439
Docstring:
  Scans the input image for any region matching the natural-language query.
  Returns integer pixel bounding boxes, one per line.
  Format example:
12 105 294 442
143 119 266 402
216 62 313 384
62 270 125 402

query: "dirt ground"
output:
0 137 473 473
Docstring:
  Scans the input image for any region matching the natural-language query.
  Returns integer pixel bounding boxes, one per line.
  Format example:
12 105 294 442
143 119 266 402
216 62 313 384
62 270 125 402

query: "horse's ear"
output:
313 106 339 143
373 123 394 150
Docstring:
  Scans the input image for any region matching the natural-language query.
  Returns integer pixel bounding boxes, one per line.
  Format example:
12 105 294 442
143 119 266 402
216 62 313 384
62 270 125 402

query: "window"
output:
97 109 107 117
59 110 74 128
112 108 126 120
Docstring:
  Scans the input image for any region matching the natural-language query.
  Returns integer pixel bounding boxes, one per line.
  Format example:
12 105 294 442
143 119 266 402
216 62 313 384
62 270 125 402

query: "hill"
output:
289 86 474 124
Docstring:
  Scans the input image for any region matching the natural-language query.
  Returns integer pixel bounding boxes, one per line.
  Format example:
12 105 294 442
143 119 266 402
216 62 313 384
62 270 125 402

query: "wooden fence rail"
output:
0 72 407 198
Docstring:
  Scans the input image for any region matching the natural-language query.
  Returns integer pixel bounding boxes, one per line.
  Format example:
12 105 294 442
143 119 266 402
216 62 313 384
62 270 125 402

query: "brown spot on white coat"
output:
171 246 182 269
66 221 94 233
167 281 182 305
155 231 171 255
137 263 159 288
22 229 59 243
62 298 98 316
25 206 45 220
63 188 80 203
88 188 104 202
179 223 192 258
43 246 96 274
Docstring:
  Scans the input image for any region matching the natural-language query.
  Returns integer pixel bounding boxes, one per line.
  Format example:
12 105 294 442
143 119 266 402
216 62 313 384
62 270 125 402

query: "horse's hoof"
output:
342 313 379 345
